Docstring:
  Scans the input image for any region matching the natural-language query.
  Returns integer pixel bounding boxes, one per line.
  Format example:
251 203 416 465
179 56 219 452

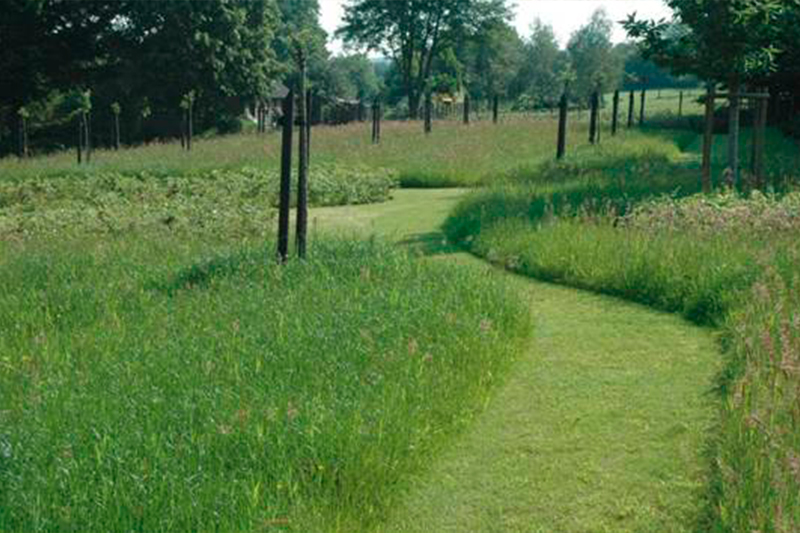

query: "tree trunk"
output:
77 116 83 164
752 90 768 189
114 113 120 150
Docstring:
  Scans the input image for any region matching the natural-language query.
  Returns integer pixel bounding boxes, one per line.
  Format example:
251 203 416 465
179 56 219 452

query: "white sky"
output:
319 0 674 55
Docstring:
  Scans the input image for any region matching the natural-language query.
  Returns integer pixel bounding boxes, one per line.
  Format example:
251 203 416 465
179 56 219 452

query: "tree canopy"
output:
337 0 511 117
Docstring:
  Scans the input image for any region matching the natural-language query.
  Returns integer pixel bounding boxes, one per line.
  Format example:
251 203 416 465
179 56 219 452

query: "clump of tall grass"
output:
0 237 529 532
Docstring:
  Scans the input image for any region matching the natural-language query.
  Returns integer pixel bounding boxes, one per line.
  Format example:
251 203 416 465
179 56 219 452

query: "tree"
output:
510 19 566 109
337 0 511 118
567 9 623 103
461 19 524 103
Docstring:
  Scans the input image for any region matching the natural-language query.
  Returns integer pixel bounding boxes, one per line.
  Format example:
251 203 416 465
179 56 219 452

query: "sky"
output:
318 0 674 55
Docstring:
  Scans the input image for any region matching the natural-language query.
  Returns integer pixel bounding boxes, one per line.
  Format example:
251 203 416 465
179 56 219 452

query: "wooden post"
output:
77 116 83 164
296 64 309 259
727 76 741 188
187 99 193 152
463 93 470 125
493 94 499 124
84 111 91 163
627 91 635 128
701 84 715 193
611 90 619 136
181 109 186 149
589 90 599 144
639 89 646 126
277 89 294 262
424 92 432 134
371 99 381 144
557 90 568 160
114 112 120 150
678 91 684 117
18 114 28 158
752 89 768 189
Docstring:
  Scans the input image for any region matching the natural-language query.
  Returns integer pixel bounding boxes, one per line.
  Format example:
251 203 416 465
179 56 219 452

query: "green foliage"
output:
510 20 565 108
567 9 623 101
337 0 511 117
0 165 397 241
0 237 530 532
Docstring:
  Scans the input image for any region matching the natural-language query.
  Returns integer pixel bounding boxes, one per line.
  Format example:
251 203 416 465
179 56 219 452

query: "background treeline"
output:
1 0 698 157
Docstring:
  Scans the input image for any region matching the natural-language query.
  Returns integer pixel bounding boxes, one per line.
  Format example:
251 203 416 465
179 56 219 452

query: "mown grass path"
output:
312 190 721 533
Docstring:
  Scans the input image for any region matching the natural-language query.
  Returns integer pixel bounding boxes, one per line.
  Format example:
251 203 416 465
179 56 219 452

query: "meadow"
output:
2 97 799 532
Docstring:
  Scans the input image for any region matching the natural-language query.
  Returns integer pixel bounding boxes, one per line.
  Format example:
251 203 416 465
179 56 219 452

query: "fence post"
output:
77 116 83 164
611 90 619 136
639 89 646 126
627 91 635 128
463 93 470 125
557 90 568 160
727 77 741 188
296 68 309 259
493 94 499 124
701 84 715 193
424 92 432 134
277 89 294 262
678 91 684 117
589 90 599 144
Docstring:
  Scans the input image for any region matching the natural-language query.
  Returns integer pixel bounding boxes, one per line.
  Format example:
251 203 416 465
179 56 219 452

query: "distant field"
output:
0 116 597 187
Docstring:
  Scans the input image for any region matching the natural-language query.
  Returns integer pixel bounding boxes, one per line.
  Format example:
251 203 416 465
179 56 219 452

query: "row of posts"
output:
557 88 650 159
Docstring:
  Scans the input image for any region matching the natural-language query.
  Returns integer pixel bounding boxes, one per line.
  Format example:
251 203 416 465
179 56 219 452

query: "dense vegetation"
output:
0 237 529 532
444 127 800 531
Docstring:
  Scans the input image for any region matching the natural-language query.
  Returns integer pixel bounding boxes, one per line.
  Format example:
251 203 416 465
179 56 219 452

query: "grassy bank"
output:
443 129 800 531
0 236 529 533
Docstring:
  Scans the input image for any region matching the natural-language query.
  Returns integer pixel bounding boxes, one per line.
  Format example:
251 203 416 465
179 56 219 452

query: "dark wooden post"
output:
305 90 312 159
18 113 28 158
77 116 83 164
296 65 309 259
589 90 599 144
181 109 186 149
187 99 193 152
627 91 635 128
752 89 768 189
493 94 499 124
424 92 432 134
678 91 684 117
701 84 715 193
277 89 294 262
639 89 646 126
611 90 619 136
727 76 741 187
84 111 92 163
557 90 568 160
463 93 470 125
113 111 121 150
371 99 381 144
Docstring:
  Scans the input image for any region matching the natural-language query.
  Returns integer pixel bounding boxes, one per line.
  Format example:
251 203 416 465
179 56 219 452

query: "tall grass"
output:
0 236 530 533
0 117 593 187
443 129 800 531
